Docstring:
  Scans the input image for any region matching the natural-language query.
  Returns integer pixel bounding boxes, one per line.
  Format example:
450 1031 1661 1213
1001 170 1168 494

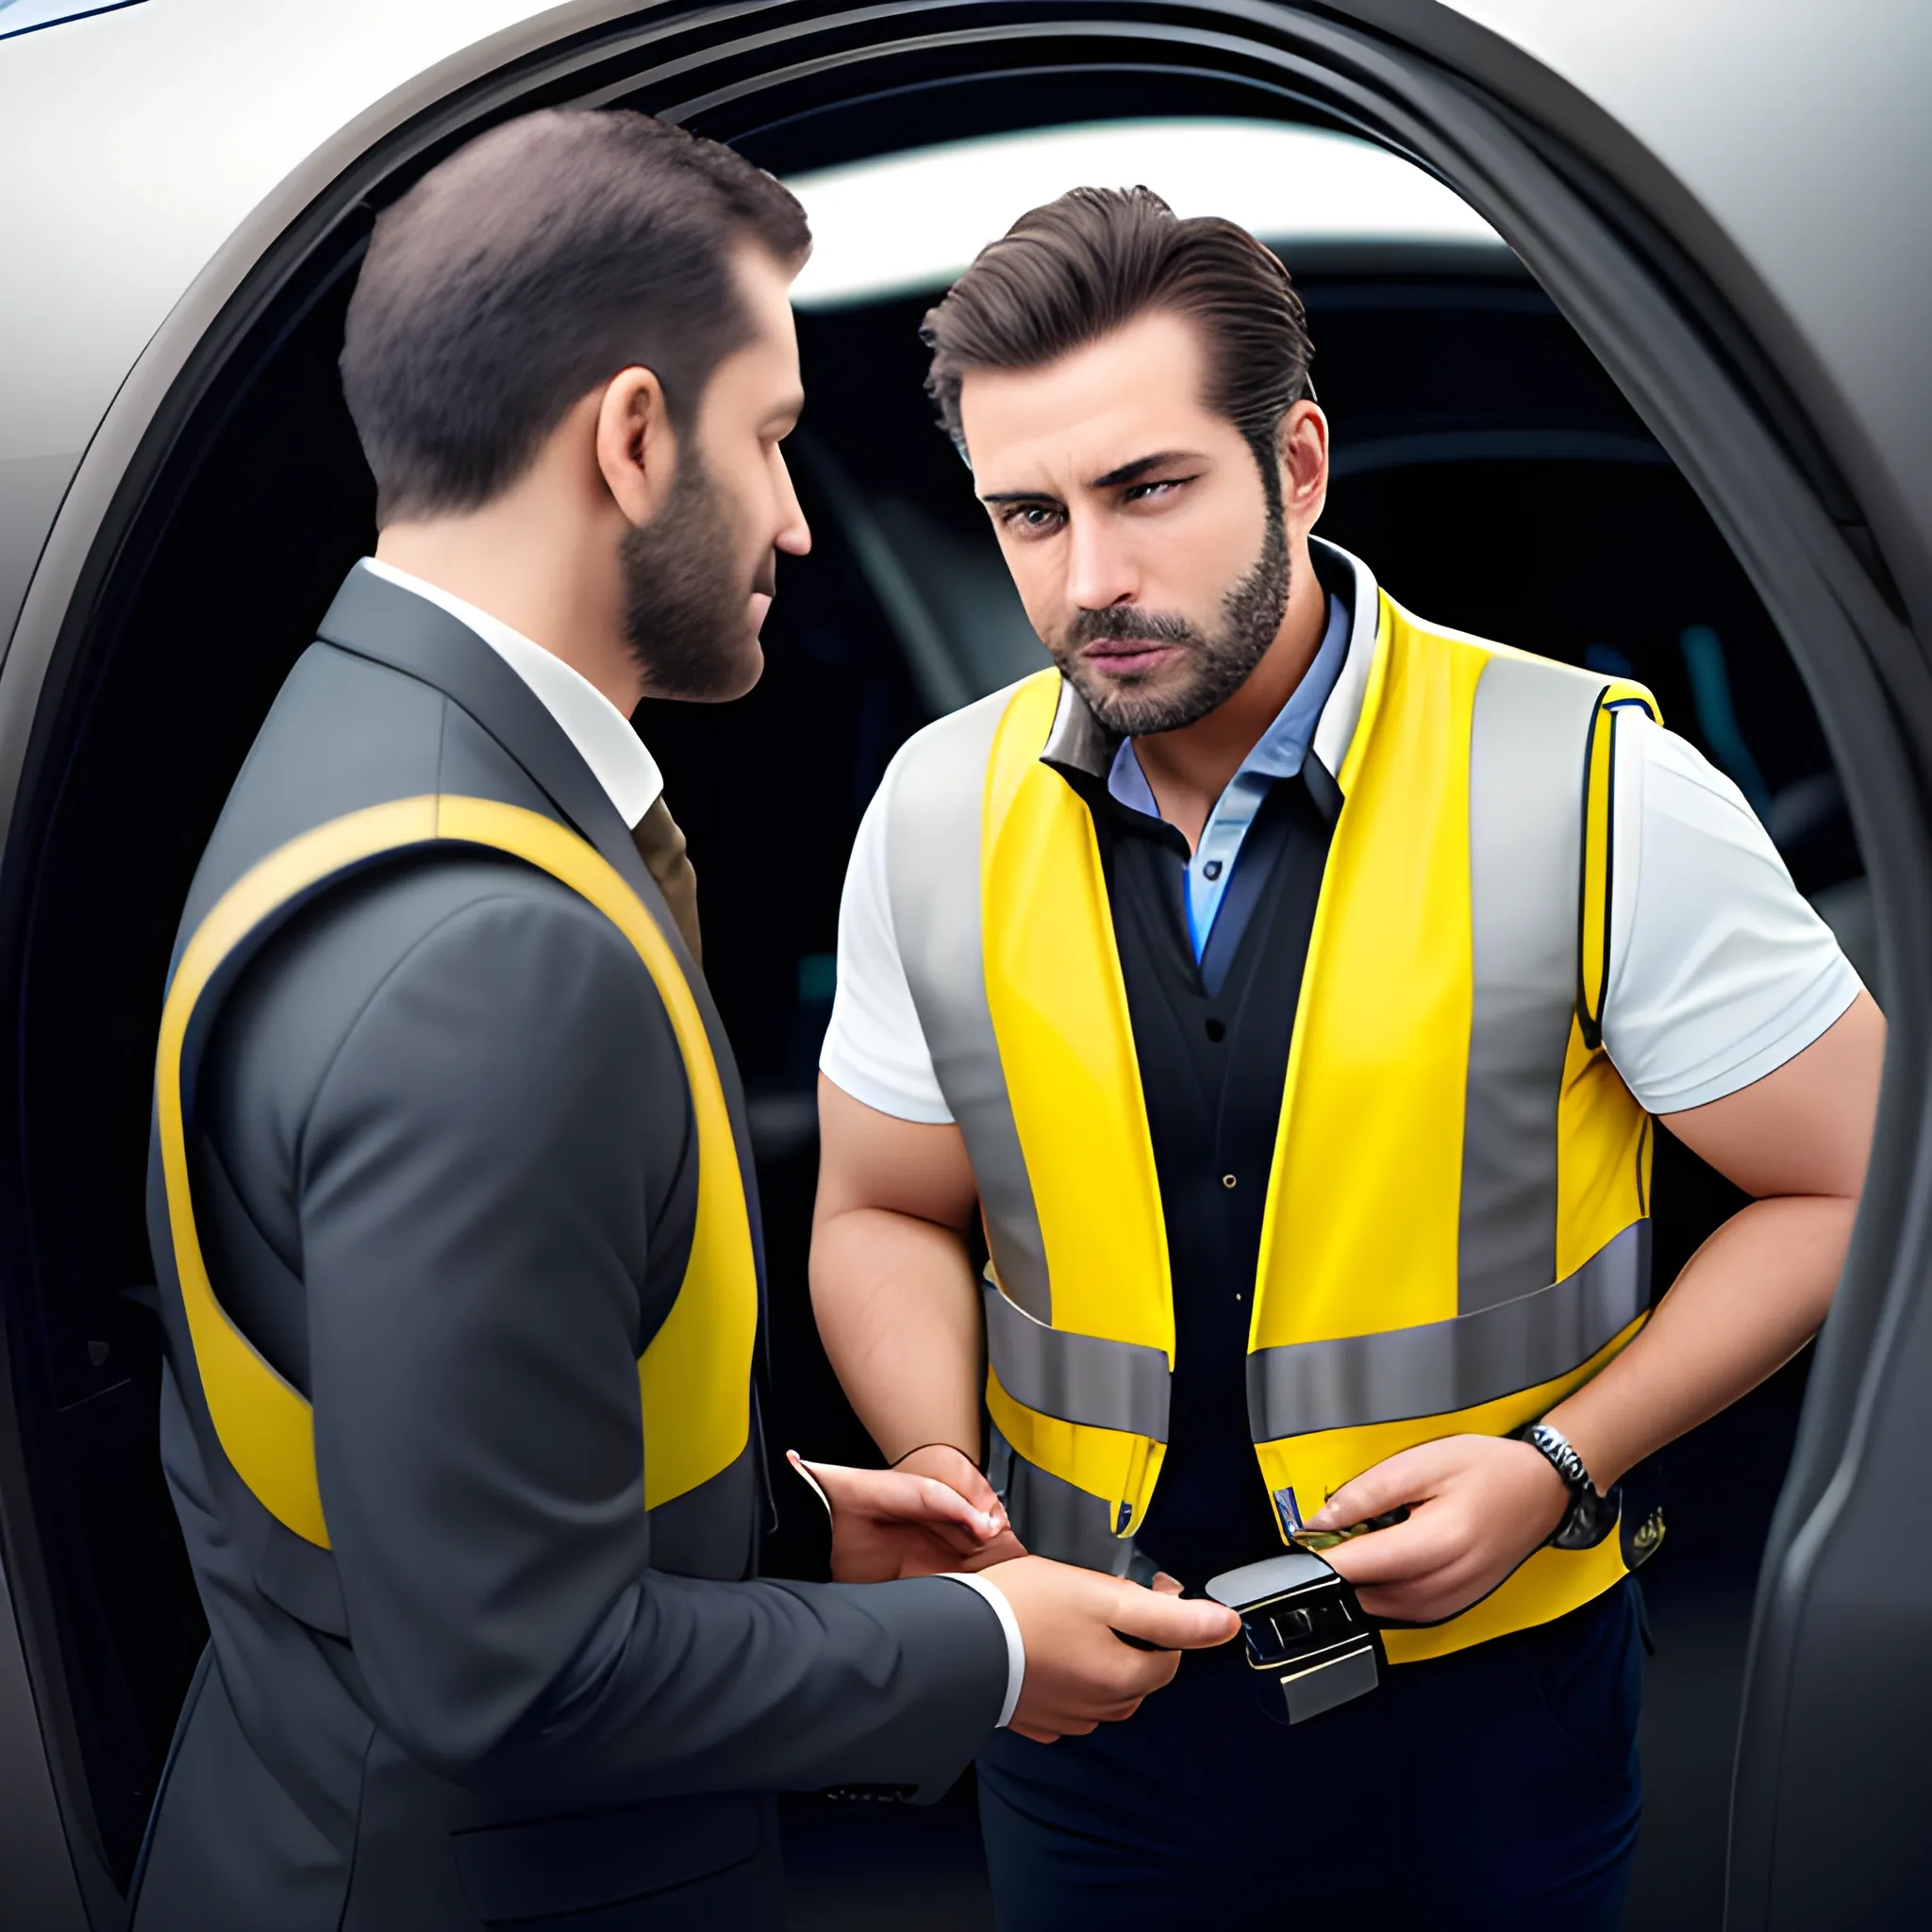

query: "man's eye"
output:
1000 504 1064 534
1124 478 1186 503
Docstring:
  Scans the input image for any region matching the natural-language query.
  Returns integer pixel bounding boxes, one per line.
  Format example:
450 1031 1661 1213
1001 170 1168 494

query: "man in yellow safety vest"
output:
809 185 1883 1928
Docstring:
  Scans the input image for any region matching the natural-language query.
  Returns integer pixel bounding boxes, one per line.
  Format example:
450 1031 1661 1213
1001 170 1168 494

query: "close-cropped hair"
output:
341 108 809 524
922 185 1314 479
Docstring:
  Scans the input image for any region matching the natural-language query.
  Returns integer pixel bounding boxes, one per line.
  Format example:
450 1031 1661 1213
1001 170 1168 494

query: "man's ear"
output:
1278 399 1329 531
595 366 677 526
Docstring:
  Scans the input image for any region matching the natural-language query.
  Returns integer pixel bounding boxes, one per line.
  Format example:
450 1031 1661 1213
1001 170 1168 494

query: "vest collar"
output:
1039 538 1382 801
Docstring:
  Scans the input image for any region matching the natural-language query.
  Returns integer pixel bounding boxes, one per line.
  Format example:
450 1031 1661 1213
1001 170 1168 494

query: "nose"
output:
773 445 811 558
1063 510 1136 612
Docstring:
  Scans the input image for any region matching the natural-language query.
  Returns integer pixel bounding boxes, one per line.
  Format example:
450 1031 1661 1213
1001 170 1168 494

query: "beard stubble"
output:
620 448 774 702
1054 505 1291 737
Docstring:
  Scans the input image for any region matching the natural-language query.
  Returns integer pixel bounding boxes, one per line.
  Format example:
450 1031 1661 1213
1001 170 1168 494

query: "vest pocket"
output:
450 1792 764 1923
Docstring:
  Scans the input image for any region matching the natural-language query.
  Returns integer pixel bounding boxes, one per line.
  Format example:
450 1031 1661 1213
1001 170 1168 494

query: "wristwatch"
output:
1515 1420 1620 1551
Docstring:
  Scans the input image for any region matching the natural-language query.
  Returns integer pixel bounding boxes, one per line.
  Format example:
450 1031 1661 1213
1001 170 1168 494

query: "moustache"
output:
1062 605 1203 650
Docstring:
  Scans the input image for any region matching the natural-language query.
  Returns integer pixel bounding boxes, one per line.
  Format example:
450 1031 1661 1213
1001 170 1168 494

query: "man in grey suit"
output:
133 109 1236 1931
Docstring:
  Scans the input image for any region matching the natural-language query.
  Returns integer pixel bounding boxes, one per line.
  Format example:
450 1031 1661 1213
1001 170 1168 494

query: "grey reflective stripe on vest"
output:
883 684 1054 1322
1458 656 1608 1311
984 1280 1171 1440
1247 1220 1650 1441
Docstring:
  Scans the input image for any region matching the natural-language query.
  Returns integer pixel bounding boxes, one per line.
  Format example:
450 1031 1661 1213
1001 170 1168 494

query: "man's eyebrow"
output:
976 450 1208 505
1091 450 1204 490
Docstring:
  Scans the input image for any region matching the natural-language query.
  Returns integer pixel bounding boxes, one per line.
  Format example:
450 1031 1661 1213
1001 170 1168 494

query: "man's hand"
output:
1307 1435 1571 1624
891 1443 1029 1569
788 1451 1017 1582
979 1556 1241 1742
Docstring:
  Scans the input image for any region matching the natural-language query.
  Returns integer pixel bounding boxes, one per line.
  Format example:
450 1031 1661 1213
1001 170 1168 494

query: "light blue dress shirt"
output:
1108 594 1352 959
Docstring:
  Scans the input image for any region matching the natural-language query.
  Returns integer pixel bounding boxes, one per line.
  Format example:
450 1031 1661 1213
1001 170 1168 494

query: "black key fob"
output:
1205 1549 1384 1724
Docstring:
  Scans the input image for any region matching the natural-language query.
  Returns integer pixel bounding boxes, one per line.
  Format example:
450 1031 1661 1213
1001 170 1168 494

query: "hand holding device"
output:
1306 1433 1571 1624
979 1556 1241 1743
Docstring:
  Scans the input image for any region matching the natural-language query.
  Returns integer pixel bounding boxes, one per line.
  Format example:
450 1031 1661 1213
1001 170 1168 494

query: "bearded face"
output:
1049 501 1291 737
619 443 778 703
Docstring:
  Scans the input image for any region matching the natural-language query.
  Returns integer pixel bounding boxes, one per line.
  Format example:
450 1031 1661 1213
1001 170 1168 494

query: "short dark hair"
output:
922 186 1313 484
341 108 809 523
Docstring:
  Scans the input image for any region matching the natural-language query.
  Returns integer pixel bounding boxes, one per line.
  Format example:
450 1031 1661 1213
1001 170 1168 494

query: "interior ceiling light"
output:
786 117 1507 308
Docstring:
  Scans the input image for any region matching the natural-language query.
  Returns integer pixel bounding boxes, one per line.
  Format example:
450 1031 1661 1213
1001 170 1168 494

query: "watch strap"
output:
1521 1420 1592 1495
1516 1420 1621 1551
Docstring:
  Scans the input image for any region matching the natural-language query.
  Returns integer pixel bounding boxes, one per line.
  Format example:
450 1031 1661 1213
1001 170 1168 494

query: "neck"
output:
375 494 642 716
1132 536 1326 850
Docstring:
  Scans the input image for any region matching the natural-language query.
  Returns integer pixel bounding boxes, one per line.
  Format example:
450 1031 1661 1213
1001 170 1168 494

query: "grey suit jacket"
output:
132 570 1008 1932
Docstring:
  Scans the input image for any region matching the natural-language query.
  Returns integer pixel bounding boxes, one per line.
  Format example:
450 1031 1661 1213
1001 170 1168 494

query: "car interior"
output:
0 85 1875 1930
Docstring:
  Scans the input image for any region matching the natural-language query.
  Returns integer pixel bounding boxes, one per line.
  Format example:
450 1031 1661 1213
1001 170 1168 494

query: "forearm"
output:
1547 1191 1855 1490
810 1204 984 1462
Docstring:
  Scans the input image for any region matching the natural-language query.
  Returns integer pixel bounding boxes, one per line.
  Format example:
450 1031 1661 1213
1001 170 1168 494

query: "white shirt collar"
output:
1306 537 1380 786
357 557 664 830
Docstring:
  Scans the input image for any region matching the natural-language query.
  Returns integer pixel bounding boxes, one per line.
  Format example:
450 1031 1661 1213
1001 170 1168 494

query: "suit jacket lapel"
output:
317 567 655 894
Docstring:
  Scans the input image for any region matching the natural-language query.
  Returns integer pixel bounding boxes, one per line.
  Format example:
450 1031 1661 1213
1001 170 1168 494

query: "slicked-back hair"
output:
341 108 809 524
922 186 1313 489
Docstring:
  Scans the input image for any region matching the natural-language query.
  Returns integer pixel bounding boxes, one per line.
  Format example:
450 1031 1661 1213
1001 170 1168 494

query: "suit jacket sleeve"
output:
287 874 1007 1800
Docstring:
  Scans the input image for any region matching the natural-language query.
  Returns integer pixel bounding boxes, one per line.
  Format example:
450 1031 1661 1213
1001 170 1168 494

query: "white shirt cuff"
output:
941 1573 1024 1728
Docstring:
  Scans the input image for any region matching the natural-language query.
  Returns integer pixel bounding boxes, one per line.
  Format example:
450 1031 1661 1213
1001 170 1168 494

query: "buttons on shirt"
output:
1222 1174 1239 1190
1203 858 1224 880
1205 1017 1226 1043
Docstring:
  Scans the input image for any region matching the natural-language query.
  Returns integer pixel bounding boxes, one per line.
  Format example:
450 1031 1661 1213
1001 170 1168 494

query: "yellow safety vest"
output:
888 578 1663 1664
155 793 759 1548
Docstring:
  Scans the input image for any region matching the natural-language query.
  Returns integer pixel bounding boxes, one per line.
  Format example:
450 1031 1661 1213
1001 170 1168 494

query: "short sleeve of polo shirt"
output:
1599 711 1862 1113
820 745 955 1123
820 708 1867 1125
